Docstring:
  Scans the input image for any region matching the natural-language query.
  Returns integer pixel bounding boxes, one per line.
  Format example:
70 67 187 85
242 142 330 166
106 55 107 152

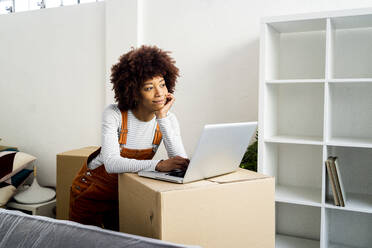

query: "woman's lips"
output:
153 99 165 104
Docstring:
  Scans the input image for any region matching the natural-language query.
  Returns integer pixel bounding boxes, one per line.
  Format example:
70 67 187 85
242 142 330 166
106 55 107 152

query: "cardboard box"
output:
56 146 99 220
119 169 275 248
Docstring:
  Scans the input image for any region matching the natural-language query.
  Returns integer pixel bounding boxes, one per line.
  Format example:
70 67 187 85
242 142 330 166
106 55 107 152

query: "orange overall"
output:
69 111 162 231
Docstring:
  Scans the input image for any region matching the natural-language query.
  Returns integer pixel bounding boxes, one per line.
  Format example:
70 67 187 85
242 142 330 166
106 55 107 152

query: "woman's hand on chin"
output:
155 93 175 119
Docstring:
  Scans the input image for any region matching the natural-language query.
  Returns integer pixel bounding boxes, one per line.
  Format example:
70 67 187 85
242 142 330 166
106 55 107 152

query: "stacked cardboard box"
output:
119 169 274 248
57 147 275 248
56 146 99 220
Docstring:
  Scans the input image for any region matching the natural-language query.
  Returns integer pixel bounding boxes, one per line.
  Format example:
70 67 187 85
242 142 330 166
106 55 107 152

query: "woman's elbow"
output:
102 156 118 174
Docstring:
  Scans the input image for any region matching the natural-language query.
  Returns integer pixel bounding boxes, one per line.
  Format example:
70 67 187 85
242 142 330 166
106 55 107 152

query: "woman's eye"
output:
160 83 166 87
145 87 153 91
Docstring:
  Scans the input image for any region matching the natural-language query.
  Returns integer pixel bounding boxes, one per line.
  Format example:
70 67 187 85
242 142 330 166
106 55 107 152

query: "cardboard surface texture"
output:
56 146 99 220
119 168 274 248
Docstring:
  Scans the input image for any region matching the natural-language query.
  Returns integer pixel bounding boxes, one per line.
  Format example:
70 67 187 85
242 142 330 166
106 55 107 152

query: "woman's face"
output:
138 75 168 112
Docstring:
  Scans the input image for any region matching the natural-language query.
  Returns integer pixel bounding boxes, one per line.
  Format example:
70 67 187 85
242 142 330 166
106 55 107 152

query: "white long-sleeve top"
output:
88 104 188 173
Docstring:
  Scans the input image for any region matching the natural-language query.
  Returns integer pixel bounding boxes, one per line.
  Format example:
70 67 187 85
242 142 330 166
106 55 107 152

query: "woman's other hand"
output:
155 156 190 172
155 93 175 119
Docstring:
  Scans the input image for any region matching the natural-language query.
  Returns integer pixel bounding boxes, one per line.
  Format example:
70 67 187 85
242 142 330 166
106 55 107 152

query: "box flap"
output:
57 146 100 157
206 168 270 184
124 173 217 193
123 168 272 192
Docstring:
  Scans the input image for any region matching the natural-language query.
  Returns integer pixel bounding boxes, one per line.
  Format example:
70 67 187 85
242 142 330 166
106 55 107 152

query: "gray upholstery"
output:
0 209 201 248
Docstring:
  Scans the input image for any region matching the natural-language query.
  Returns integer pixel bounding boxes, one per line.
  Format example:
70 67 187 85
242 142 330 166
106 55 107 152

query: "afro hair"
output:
110 45 180 111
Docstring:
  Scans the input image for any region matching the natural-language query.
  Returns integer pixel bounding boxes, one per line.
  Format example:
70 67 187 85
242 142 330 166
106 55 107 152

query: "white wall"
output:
1 0 372 186
141 0 262 159
105 0 138 104
0 3 106 186
137 0 372 159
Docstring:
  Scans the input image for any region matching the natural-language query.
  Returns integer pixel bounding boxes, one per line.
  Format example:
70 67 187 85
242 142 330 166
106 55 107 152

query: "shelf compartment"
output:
276 185 321 207
328 244 361 248
266 79 325 84
327 137 372 148
325 192 372 214
265 135 323 145
327 82 372 142
324 146 372 213
276 234 320 248
264 19 326 80
264 83 324 139
330 16 372 79
276 202 321 245
328 78 372 83
263 143 323 205
325 208 372 248
331 14 372 29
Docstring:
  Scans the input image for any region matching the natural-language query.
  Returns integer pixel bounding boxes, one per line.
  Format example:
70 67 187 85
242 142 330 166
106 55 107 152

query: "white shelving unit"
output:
259 8 372 248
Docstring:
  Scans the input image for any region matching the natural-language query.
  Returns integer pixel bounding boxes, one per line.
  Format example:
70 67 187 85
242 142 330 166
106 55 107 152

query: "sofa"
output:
0 208 201 248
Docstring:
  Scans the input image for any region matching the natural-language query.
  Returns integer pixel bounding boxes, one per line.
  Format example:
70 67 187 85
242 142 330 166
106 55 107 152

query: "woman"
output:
69 45 189 231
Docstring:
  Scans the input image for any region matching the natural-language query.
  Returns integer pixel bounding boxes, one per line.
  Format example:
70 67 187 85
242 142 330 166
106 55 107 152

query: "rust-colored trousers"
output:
69 111 162 231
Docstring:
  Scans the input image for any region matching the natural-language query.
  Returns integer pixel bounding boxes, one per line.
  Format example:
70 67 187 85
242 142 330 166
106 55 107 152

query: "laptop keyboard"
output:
167 169 186 178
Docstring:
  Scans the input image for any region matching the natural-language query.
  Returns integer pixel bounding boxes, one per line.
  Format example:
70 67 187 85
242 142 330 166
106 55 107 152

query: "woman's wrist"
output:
155 112 167 119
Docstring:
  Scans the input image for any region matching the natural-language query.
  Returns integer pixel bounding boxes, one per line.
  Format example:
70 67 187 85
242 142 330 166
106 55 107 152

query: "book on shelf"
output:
330 156 346 207
326 157 346 207
326 159 339 206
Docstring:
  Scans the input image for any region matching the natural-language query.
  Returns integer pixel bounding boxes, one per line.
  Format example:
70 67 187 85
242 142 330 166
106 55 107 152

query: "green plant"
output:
239 130 258 172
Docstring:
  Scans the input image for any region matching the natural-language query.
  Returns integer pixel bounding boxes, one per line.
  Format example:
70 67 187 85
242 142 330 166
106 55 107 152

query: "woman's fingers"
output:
163 156 189 171
155 93 175 119
165 94 175 108
167 93 175 100
176 164 187 170
173 155 188 160
172 156 189 164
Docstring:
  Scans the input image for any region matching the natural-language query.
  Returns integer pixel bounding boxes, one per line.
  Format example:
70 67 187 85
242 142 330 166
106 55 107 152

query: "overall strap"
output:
119 110 162 146
153 124 162 145
119 111 128 145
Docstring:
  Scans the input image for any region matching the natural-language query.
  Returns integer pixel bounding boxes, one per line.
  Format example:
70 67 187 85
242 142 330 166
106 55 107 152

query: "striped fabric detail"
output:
0 151 36 183
0 152 17 181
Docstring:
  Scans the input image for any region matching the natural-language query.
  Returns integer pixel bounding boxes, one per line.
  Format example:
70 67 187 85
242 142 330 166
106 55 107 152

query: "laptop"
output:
138 121 257 184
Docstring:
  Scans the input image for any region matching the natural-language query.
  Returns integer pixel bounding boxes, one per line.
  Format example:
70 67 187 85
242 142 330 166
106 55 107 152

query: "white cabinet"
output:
6 199 56 218
259 8 372 248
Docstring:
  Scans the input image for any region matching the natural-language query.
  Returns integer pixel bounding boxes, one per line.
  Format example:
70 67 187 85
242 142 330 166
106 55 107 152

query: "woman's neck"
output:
131 107 155 122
